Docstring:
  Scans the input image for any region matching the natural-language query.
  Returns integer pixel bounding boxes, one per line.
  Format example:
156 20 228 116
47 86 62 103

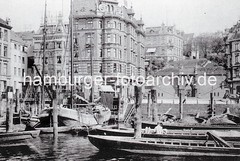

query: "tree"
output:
193 32 227 68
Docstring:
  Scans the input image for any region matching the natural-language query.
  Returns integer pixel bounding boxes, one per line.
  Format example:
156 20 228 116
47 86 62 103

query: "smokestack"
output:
6 18 11 26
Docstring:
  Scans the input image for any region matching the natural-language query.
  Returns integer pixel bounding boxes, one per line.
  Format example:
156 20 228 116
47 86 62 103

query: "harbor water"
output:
0 134 239 161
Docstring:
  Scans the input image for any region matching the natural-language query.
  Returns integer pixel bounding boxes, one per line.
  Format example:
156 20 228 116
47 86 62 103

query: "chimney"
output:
6 18 11 26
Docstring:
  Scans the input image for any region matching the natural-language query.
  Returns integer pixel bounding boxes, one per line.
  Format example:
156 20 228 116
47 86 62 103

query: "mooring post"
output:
147 92 151 120
151 89 158 122
6 87 13 133
134 86 142 139
15 89 19 113
53 85 58 139
179 89 183 120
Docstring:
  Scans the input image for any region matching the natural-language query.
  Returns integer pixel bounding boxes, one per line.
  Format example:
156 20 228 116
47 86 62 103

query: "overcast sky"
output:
0 0 240 35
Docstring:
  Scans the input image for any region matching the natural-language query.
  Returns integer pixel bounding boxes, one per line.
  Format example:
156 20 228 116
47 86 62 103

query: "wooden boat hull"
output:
0 130 40 143
38 106 111 128
36 126 72 134
88 135 240 157
92 128 240 141
142 121 240 130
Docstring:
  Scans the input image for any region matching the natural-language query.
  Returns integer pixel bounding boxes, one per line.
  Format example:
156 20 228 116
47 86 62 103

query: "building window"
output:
18 68 21 76
119 50 122 59
107 48 111 57
87 49 91 58
22 69 25 77
87 20 93 28
57 42 62 49
14 67 17 76
114 21 117 28
119 64 122 73
57 56 62 64
113 63 117 73
99 21 103 29
235 43 239 51
99 63 102 74
3 63 7 75
0 44 1 56
19 56 21 63
100 49 103 58
14 44 17 49
86 34 92 44
113 34 116 43
87 64 91 74
22 57 25 64
107 34 111 43
113 49 117 58
235 53 239 64
119 36 122 45
3 46 7 57
119 23 122 30
0 28 2 39
107 21 112 28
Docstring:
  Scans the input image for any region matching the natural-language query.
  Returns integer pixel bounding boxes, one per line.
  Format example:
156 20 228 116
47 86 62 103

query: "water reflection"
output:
0 134 239 161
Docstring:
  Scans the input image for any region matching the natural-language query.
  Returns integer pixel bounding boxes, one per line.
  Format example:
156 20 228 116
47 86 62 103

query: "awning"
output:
100 85 115 93
146 48 156 53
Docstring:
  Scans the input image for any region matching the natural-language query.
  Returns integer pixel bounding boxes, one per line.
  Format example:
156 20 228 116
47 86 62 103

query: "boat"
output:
92 127 240 141
0 130 40 143
34 1 112 130
37 104 111 128
142 121 240 130
88 132 240 157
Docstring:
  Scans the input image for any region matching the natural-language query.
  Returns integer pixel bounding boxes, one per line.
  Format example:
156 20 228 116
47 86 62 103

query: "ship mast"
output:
70 0 74 109
41 0 47 110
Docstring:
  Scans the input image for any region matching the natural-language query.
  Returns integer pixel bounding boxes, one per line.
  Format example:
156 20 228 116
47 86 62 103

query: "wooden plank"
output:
207 131 233 148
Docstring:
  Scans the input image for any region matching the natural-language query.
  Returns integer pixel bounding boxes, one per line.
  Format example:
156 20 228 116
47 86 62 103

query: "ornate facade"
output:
72 0 145 79
145 23 184 62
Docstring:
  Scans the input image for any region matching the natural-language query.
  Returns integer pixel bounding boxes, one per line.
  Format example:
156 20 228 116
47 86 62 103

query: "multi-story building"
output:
10 31 28 93
226 20 240 95
33 14 69 82
72 0 145 79
72 0 145 98
0 18 12 94
145 23 184 62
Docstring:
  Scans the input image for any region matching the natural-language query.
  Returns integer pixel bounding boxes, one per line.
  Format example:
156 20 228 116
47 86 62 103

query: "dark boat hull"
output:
142 121 240 130
88 135 240 157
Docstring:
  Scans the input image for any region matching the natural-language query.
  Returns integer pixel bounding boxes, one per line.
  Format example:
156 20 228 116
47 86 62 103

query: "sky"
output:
0 0 240 35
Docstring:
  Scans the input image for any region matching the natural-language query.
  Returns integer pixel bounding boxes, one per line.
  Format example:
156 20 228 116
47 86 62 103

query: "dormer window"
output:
150 30 154 33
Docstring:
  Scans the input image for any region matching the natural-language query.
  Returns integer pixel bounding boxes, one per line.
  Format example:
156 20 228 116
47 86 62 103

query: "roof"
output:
16 31 34 40
99 85 115 93
11 31 25 44
0 18 12 29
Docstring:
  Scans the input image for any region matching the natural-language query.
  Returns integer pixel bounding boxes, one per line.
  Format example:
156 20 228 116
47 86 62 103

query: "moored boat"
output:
0 130 40 143
142 121 240 130
88 134 240 157
37 104 111 128
92 127 240 141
